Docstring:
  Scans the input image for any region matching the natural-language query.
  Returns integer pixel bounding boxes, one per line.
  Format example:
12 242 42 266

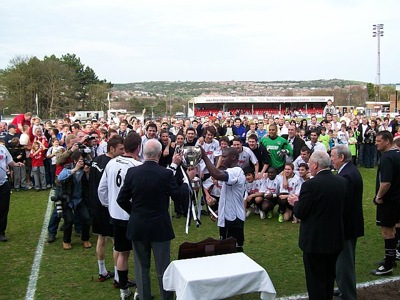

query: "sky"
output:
1 0 399 84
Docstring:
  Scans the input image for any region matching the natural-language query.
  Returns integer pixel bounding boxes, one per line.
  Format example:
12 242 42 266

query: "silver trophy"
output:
176 146 203 232
180 146 202 168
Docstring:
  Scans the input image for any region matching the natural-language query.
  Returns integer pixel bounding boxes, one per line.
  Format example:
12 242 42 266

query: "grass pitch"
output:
0 167 387 299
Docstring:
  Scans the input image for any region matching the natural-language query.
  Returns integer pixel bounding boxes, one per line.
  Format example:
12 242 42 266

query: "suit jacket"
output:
289 136 306 161
339 162 364 240
294 169 347 254
117 161 189 242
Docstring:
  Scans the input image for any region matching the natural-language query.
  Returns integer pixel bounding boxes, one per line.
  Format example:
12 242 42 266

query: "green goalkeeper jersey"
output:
260 135 293 169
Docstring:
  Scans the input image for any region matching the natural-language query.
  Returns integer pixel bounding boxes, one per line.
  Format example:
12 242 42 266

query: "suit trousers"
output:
132 240 173 300
336 238 357 300
0 181 11 234
303 251 340 300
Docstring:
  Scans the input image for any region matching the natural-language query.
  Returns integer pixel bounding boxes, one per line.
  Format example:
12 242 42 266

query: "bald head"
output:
221 147 239 167
225 147 238 157
143 139 162 160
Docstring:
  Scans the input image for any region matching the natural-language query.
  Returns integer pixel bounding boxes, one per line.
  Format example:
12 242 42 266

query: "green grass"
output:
0 167 387 299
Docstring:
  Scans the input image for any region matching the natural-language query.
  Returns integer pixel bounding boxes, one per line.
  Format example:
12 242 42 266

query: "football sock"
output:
384 238 396 269
118 269 128 290
98 260 107 275
114 266 119 282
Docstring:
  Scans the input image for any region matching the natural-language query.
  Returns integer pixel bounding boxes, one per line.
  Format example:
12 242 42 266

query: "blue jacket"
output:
232 125 246 143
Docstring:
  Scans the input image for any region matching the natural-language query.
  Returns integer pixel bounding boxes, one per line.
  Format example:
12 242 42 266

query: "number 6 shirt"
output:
98 155 142 221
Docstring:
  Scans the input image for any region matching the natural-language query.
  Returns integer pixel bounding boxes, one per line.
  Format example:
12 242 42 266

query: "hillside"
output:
112 79 367 97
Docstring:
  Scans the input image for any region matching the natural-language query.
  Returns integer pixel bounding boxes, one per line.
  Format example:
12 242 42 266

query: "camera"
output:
86 136 96 141
77 143 93 166
77 142 92 153
82 157 92 167
50 194 69 217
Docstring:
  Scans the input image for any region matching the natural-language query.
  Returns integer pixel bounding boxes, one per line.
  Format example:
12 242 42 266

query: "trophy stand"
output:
177 145 204 234
178 145 220 234
181 165 203 234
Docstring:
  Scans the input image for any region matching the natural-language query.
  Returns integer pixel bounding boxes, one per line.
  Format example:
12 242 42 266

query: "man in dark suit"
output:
290 150 348 300
357 116 370 166
286 124 306 162
331 145 364 300
117 139 195 300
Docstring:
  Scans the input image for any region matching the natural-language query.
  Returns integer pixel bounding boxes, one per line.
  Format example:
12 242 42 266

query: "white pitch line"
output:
357 275 400 288
276 276 400 300
25 190 55 300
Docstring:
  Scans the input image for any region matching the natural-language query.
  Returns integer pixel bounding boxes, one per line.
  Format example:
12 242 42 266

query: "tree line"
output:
1 54 396 119
0 54 111 119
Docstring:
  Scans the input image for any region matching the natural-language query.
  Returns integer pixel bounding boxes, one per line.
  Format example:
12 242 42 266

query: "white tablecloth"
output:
163 252 276 300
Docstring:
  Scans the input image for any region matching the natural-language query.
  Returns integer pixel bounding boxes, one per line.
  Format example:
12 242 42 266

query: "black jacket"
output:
339 162 364 240
294 170 347 253
288 136 306 161
117 161 189 242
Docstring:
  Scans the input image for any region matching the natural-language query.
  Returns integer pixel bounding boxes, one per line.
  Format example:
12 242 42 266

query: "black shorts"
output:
376 201 400 228
286 202 294 210
113 222 132 252
219 218 245 247
264 196 279 206
91 205 113 238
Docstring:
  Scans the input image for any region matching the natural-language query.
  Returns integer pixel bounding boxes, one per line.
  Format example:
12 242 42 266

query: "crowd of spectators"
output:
0 110 399 202
1 107 400 297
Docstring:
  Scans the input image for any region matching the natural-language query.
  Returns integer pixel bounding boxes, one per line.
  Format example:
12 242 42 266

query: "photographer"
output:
57 149 92 250
47 134 79 243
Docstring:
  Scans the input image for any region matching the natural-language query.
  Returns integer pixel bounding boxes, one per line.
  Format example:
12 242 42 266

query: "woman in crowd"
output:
363 119 378 168
299 119 308 132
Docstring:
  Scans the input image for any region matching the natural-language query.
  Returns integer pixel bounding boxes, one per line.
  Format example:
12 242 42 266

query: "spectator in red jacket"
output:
11 112 32 134
30 141 47 191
